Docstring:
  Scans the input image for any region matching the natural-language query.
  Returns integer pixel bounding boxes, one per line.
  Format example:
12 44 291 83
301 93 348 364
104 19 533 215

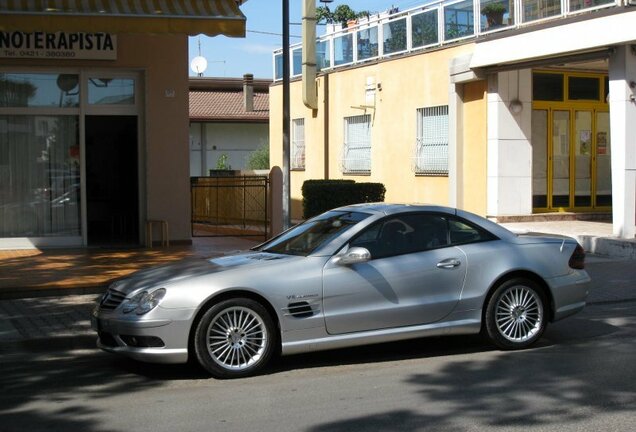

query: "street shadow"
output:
1 300 632 432
306 303 636 432
273 334 493 374
0 348 164 432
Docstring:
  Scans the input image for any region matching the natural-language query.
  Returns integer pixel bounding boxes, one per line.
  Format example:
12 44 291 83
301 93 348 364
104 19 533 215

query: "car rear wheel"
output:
194 298 276 379
484 278 547 350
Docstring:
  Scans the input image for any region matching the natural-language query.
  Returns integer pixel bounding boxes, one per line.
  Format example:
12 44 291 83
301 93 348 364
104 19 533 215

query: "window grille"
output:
291 118 305 170
414 106 449 176
342 114 371 174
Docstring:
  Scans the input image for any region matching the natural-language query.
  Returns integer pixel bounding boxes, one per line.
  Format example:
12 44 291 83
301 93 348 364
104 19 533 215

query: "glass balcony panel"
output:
383 18 407 55
334 33 353 66
317 40 331 71
480 0 514 32
292 48 302 76
357 26 379 60
569 0 614 12
274 53 283 80
522 0 561 23
444 0 475 40
412 10 439 48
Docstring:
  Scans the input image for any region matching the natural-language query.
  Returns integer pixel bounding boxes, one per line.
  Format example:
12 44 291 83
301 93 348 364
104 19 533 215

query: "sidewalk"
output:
501 220 636 259
0 236 260 299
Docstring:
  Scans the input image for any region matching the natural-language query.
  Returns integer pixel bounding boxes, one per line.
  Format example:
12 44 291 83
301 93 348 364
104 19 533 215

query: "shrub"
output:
302 179 386 219
246 145 269 170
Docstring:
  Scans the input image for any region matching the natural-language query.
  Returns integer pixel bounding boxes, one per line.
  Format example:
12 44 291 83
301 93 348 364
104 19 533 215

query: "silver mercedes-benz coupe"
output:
92 204 590 378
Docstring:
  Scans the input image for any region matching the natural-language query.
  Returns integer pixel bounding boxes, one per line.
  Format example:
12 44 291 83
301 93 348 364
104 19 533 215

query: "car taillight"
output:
569 244 586 269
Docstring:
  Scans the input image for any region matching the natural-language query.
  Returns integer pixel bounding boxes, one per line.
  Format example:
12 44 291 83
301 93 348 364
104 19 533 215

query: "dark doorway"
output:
86 116 139 246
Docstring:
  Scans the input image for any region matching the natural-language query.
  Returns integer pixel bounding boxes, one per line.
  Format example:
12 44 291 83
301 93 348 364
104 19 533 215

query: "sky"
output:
187 0 430 80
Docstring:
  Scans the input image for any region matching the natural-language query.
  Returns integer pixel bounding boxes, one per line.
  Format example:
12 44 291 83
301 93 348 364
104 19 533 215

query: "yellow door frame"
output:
532 70 610 213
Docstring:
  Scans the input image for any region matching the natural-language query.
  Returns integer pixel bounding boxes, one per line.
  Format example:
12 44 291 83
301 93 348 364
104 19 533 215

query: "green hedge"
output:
302 179 386 219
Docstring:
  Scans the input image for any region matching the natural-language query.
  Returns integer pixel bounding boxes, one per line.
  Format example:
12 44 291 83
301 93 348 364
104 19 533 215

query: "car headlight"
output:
122 289 166 315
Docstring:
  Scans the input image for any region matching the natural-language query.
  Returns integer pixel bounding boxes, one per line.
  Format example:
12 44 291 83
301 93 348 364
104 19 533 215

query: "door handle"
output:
437 259 461 269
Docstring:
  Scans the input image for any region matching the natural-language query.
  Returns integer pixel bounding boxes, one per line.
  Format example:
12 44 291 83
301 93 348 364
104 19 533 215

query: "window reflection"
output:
88 78 134 105
0 115 80 237
317 40 331 70
357 26 379 60
412 10 439 48
274 53 283 80
522 0 561 23
292 49 302 76
334 34 353 66
383 18 407 55
444 0 475 40
0 73 79 108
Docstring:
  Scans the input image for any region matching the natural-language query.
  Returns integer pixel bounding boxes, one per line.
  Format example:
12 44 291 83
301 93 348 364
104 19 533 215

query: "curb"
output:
0 285 108 300
578 235 636 260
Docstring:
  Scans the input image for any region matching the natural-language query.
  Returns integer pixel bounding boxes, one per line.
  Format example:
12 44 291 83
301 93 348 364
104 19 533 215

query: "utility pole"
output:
282 0 291 229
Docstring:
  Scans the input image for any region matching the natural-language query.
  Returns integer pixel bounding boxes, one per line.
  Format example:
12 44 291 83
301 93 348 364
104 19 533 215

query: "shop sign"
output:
0 31 116 60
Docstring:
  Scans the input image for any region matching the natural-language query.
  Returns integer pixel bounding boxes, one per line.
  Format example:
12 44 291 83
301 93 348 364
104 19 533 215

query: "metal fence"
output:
190 176 269 238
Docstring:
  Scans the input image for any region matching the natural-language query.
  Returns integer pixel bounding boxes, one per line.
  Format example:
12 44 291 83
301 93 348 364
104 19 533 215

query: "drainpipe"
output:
302 0 318 109
243 73 254 112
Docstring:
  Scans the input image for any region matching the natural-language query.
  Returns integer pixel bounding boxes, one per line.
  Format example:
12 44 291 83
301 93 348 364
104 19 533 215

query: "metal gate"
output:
191 175 268 238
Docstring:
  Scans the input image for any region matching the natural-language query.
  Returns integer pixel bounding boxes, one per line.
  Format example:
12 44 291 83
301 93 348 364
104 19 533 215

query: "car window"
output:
448 218 496 245
350 214 450 259
261 210 370 256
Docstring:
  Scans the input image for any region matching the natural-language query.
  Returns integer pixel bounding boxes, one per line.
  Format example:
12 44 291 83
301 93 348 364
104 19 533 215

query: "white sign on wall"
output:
0 31 117 60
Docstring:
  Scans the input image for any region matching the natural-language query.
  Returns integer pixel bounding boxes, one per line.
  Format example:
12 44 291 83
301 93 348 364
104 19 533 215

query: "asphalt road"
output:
1 261 635 432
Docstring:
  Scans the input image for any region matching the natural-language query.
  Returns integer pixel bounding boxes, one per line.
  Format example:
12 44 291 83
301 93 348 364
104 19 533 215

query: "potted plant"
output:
481 2 507 28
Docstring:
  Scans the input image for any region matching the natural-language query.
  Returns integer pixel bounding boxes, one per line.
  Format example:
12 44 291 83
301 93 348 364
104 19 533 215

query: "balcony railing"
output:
273 0 620 80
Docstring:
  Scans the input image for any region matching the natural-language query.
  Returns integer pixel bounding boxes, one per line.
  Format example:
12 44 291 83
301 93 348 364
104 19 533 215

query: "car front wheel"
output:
194 298 277 379
484 278 547 350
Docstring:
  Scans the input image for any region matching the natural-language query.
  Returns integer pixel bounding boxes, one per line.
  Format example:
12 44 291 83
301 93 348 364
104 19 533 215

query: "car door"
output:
322 213 467 335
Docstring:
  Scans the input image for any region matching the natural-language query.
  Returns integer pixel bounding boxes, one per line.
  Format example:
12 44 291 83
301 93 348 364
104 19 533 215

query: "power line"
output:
247 29 301 38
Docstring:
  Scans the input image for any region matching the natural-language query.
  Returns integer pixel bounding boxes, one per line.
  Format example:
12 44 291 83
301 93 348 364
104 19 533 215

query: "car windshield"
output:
260 210 370 256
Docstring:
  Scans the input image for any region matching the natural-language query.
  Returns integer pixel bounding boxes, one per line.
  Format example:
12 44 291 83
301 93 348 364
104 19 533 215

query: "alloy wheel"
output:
495 285 544 343
206 306 268 371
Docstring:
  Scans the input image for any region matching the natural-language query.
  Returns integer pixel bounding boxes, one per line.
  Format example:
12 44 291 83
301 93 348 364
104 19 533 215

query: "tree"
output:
316 4 370 27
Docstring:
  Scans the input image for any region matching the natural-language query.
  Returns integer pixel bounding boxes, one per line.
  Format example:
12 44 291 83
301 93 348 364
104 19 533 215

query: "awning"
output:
0 0 246 37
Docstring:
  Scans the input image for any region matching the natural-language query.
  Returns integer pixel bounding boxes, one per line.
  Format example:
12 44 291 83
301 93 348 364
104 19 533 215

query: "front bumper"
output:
92 306 196 364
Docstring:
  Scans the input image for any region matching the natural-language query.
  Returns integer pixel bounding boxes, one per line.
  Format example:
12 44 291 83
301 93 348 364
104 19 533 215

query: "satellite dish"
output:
190 56 208 76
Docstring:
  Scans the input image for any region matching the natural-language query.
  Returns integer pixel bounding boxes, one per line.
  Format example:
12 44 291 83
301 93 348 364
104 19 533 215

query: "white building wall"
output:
189 122 269 176
609 45 636 238
487 69 533 216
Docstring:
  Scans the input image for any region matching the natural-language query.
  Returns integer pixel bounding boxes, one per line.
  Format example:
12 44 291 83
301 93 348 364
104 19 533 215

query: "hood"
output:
108 251 296 295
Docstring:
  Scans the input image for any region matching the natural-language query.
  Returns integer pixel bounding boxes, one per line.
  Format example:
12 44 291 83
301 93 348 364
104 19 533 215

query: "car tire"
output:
194 298 277 379
483 278 547 350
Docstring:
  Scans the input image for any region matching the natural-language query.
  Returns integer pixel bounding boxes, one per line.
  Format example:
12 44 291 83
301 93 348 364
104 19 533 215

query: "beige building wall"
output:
3 34 191 242
119 34 190 242
270 44 486 220
461 80 488 216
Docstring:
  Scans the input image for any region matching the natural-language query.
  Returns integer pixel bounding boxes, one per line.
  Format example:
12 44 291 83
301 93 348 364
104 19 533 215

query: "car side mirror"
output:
336 247 371 265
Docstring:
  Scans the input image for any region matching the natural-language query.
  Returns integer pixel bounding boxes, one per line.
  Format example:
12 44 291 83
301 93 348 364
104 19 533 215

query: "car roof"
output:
332 202 459 216
329 202 517 242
